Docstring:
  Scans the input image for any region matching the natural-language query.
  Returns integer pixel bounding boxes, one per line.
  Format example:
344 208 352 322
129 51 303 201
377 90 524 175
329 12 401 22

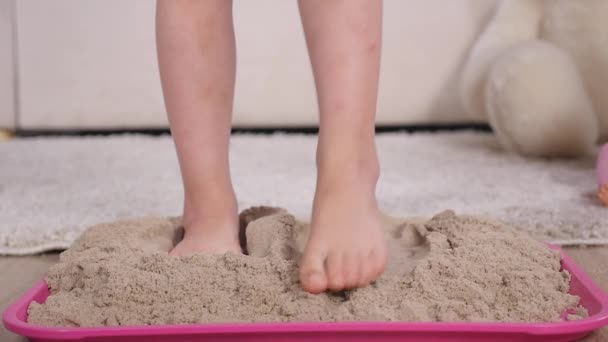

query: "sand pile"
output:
28 208 586 326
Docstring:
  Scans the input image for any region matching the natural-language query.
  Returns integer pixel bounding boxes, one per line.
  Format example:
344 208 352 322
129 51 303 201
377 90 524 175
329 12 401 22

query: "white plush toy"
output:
460 0 608 157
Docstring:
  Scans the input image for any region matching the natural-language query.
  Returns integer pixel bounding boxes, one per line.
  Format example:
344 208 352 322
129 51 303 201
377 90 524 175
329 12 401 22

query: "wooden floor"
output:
1 248 607 341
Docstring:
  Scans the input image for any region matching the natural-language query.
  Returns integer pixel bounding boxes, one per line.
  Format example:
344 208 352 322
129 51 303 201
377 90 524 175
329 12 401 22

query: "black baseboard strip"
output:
16 123 491 137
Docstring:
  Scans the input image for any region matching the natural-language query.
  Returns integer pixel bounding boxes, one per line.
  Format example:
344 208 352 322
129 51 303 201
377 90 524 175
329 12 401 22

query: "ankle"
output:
182 212 239 245
183 188 238 231
315 163 379 215
317 130 379 175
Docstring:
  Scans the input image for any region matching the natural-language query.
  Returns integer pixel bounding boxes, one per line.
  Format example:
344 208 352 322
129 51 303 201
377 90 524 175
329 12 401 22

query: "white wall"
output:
15 0 495 129
16 0 162 129
0 0 15 129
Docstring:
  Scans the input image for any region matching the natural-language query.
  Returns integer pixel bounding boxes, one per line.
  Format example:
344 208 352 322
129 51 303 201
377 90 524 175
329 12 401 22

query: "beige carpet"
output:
1 132 606 255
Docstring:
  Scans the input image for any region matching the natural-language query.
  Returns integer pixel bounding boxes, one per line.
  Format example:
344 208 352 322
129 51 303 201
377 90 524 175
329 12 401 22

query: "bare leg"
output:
156 0 240 255
298 0 386 293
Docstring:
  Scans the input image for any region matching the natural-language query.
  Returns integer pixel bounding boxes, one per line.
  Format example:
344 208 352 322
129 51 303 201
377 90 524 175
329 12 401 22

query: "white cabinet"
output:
12 0 494 130
0 0 15 129
16 0 163 129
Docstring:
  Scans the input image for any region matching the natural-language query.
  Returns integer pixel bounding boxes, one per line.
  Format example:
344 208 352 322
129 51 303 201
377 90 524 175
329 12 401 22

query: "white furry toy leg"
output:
459 0 542 120
485 41 598 157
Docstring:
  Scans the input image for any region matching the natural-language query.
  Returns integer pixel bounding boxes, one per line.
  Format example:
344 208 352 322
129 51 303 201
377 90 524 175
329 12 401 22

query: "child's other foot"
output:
170 191 242 256
170 218 241 256
300 163 387 293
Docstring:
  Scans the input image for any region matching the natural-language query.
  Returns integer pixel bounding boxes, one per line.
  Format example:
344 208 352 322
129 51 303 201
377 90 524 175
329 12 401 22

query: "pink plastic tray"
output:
4 246 608 342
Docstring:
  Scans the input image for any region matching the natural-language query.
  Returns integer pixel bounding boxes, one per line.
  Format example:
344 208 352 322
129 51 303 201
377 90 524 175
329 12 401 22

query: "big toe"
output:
300 253 328 294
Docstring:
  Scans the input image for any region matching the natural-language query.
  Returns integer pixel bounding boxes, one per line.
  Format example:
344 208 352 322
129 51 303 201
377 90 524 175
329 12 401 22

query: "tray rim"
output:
4 246 608 340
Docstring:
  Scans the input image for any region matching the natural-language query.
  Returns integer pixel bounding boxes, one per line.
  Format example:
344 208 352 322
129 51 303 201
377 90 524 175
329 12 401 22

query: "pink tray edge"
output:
3 246 608 340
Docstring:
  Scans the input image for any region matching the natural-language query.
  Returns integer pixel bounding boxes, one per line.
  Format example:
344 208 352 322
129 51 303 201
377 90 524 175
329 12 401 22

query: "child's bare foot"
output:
170 219 241 256
170 190 242 256
300 159 387 293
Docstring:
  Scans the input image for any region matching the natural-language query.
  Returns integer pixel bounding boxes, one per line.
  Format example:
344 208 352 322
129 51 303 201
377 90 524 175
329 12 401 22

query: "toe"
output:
327 253 345 292
342 253 360 289
358 253 372 288
300 250 328 294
